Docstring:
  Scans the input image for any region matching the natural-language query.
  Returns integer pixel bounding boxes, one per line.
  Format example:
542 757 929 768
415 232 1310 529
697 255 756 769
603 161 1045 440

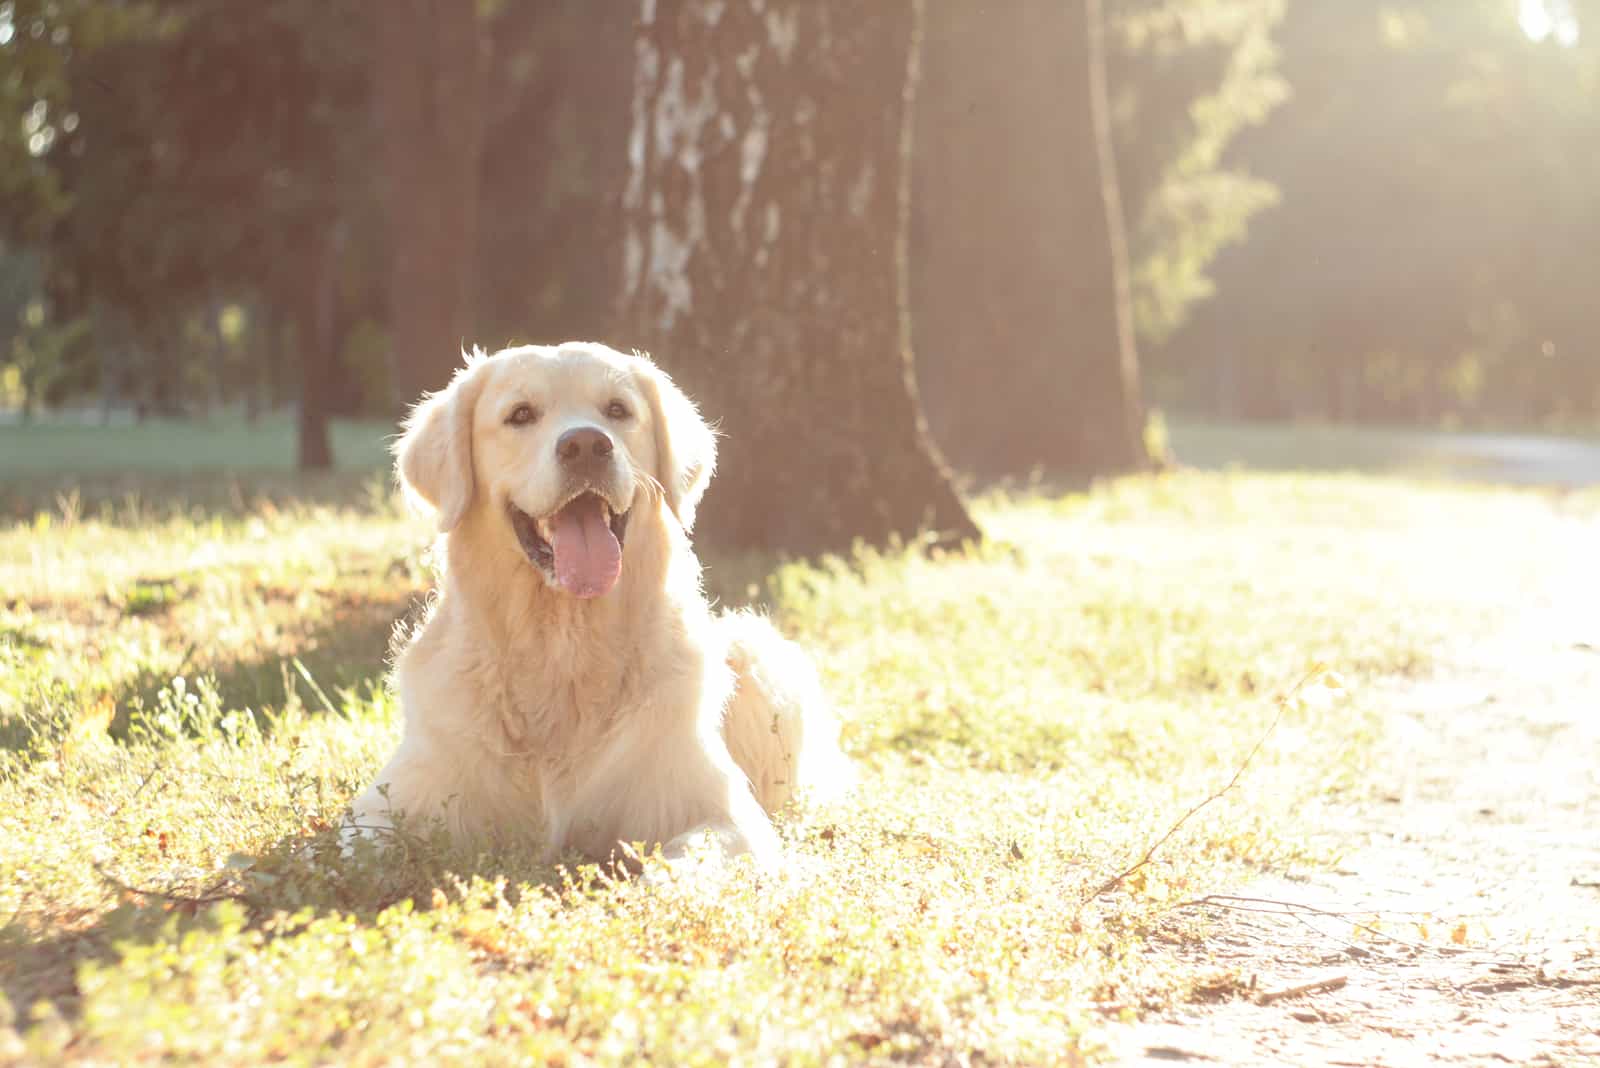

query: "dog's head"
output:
395 342 715 599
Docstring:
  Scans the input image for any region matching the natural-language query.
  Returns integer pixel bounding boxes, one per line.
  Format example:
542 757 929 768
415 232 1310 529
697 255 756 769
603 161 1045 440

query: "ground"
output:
1 419 1596 1064
1169 419 1600 488
1121 533 1600 1066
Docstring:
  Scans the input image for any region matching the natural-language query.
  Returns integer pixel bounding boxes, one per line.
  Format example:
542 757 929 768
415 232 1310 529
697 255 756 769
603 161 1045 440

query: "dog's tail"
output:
719 609 855 813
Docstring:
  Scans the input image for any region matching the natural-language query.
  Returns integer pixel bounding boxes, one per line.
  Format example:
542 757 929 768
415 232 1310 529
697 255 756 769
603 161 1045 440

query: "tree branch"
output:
1084 668 1326 902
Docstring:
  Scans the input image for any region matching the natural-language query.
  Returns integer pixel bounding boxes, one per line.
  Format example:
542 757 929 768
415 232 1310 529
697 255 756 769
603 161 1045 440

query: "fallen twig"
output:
93 862 241 907
1085 668 1328 902
1174 893 1451 955
1257 974 1347 1004
1169 893 1551 967
1173 893 1380 921
107 764 167 819
1459 972 1600 995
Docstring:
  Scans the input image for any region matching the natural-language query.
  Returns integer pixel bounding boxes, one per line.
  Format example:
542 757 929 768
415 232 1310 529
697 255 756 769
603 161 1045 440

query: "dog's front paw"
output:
657 823 780 879
337 810 399 861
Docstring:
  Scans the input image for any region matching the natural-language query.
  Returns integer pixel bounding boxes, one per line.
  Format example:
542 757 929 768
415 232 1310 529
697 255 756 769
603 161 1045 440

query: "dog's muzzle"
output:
508 488 631 598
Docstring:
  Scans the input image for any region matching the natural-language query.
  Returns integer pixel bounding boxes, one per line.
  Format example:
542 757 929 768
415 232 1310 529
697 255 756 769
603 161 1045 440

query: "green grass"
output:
0 416 394 522
0 417 394 476
0 450 1587 1063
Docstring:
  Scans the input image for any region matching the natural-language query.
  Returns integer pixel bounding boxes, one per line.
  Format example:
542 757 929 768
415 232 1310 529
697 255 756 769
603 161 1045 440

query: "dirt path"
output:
1115 521 1600 1065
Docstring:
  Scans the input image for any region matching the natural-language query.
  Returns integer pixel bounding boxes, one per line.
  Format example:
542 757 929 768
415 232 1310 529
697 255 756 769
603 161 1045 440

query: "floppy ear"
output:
633 354 716 531
394 358 488 533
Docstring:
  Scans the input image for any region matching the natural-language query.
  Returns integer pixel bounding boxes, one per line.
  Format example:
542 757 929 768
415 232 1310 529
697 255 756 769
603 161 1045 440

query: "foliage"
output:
1 248 79 412
1110 0 1290 345
1163 0 1600 428
5 296 90 416
0 0 169 241
0 2 632 423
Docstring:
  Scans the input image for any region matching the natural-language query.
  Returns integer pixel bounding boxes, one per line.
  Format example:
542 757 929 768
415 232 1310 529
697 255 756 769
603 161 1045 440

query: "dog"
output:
346 342 849 868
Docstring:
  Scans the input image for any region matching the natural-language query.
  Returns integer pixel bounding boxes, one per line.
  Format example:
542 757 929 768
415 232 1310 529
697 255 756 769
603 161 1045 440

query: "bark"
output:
911 0 1149 480
618 0 979 557
374 0 486 407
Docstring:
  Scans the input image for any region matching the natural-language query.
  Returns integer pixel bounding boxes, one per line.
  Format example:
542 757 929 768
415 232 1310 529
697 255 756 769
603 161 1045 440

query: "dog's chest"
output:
489 649 639 769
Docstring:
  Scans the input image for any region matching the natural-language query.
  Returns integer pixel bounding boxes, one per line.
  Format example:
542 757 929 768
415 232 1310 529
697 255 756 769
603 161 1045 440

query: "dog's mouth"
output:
509 491 631 599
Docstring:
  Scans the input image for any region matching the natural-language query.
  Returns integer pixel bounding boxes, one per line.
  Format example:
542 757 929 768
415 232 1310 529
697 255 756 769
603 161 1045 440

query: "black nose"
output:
556 426 615 467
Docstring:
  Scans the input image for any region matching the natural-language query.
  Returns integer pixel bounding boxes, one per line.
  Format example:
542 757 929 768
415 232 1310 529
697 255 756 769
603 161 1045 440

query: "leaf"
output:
61 693 116 759
1289 665 1349 713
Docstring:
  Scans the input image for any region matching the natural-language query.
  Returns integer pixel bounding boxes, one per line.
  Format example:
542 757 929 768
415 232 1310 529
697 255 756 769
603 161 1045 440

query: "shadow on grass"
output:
0 577 424 757
0 821 597 1024
110 586 421 743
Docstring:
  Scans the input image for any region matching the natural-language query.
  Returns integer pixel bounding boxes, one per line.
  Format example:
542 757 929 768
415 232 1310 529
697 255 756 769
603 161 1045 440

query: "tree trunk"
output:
911 0 1149 480
296 224 342 471
98 347 116 426
618 0 978 557
374 0 485 407
244 315 262 425
204 296 224 420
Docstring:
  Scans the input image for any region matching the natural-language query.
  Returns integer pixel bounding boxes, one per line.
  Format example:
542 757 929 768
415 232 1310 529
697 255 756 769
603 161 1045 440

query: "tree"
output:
1108 0 1287 349
911 0 1149 479
1156 0 1600 429
3 2 642 438
1 0 373 462
617 0 979 556
1 250 91 420
373 0 486 406
473 2 632 347
0 1 163 246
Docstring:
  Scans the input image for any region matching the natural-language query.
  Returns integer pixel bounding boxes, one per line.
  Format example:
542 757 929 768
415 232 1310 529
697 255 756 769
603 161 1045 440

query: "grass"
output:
1 426 1590 1062
0 416 393 476
0 415 393 522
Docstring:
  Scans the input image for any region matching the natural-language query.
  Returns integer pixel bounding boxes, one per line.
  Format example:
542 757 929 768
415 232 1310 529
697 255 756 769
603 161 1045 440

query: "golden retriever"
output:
346 342 848 868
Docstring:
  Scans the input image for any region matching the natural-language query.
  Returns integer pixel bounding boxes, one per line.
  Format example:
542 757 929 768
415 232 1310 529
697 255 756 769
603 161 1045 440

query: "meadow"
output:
1 418 1587 1064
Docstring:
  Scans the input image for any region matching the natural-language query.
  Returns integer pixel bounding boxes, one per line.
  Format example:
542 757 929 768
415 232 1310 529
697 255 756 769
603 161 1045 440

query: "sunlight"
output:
1520 0 1581 45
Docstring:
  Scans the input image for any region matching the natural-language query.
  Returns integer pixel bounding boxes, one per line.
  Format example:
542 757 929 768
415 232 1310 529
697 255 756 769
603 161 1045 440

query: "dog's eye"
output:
506 403 540 427
604 399 631 421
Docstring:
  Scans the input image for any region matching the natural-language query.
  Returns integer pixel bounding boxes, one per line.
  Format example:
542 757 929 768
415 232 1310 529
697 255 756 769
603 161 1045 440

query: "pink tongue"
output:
549 496 622 598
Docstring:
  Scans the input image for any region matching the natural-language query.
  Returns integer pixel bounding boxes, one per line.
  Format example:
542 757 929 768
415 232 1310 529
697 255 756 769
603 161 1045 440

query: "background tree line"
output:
1159 0 1599 428
2 1 1595 548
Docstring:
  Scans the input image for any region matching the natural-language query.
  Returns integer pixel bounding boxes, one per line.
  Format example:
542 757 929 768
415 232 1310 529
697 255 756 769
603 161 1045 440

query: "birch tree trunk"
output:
911 0 1150 479
618 0 979 556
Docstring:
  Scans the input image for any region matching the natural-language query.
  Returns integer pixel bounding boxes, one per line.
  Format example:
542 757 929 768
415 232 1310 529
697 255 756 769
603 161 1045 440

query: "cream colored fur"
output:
346 342 848 868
